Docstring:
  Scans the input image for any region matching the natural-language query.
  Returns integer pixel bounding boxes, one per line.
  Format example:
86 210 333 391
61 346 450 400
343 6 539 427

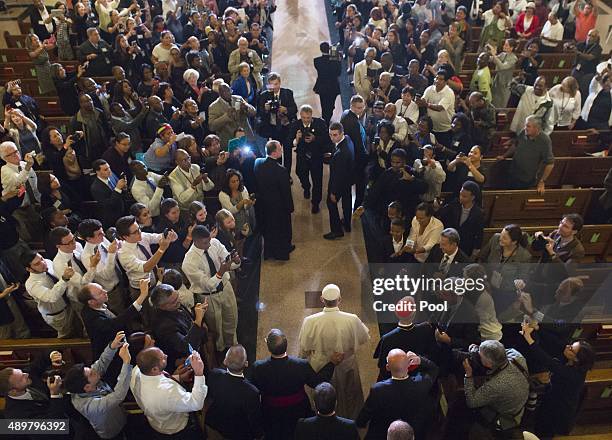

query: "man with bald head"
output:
357 349 438 439
250 328 343 439
144 96 170 139
573 28 603 98
374 296 437 380
509 75 555 135
208 82 256 148
168 148 214 213
205 345 264 439
387 420 415 440
228 36 264 88
382 102 408 144
130 347 207 438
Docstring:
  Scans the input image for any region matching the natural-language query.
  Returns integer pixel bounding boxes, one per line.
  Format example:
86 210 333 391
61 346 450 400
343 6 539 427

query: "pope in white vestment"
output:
298 284 370 419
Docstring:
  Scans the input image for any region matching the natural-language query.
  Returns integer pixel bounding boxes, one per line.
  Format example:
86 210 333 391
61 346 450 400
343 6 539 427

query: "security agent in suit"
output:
356 349 439 440
424 228 470 278
253 140 295 260
257 72 298 174
76 28 113 77
205 345 264 440
313 42 342 124
324 122 355 240
435 181 485 259
340 95 369 212
295 382 359 440
0 366 66 435
90 159 127 229
289 105 332 213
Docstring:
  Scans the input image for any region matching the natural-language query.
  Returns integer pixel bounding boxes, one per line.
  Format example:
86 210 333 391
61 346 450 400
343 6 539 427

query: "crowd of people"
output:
0 0 610 439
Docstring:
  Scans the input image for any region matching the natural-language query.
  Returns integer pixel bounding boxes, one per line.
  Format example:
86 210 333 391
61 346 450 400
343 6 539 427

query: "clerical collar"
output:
398 323 414 330
227 369 244 378
391 375 409 381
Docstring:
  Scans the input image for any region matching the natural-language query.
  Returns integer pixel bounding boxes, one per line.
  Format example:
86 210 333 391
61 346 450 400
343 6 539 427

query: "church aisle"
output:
255 0 379 398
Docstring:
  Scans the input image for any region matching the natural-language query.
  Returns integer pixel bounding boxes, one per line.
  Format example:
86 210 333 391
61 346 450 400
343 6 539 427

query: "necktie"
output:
204 250 223 292
99 245 124 281
439 254 450 274
108 174 118 191
46 271 69 306
146 178 157 192
102 305 116 319
137 244 158 283
72 254 88 274
17 165 37 205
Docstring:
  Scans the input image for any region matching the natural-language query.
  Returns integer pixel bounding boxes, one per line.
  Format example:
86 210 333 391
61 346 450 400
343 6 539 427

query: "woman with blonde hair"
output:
231 62 257 105
3 108 42 160
549 77 582 129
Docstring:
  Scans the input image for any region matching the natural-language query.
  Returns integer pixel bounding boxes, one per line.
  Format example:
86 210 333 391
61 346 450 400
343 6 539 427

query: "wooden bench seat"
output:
488 130 608 157
462 51 576 70
0 60 79 80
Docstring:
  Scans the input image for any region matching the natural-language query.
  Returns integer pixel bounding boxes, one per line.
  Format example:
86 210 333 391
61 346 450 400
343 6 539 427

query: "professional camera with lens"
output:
302 126 314 138
531 234 548 252
329 43 342 61
267 99 280 112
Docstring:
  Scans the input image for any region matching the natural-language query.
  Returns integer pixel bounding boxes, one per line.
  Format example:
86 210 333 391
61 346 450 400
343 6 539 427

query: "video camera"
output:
267 98 280 112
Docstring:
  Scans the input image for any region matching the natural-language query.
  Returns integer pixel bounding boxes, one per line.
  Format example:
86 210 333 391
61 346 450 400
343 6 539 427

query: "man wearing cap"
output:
298 284 370 419
373 297 437 381
143 124 178 174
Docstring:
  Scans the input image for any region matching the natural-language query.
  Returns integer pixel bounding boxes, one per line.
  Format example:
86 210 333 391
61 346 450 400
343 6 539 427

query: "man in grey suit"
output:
208 83 256 149
168 149 214 214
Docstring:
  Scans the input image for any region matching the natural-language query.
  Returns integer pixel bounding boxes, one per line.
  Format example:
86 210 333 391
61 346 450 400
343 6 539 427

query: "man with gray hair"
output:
0 141 41 241
425 227 469 277
354 47 382 100
463 340 529 439
204 344 264 439
387 420 415 440
76 27 113 76
499 114 554 194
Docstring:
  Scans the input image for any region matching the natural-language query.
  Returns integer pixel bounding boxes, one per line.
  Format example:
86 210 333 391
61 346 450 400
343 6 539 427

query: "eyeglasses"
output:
128 226 142 235
6 150 19 157
60 236 76 246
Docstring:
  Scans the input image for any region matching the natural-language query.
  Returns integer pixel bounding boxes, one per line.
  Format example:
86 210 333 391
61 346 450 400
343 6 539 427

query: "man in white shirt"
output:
78 219 128 314
22 250 82 338
383 103 408 145
129 160 168 218
415 71 455 147
354 47 382 100
0 141 41 241
510 76 556 135
395 86 420 136
130 347 207 438
540 12 564 52
50 226 98 313
298 284 370 420
168 149 214 214
182 225 241 352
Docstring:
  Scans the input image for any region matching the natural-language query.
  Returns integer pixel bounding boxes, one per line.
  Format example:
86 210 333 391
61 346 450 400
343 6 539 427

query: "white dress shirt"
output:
1 161 40 205
168 164 215 210
25 261 70 317
540 20 564 47
118 233 162 288
422 85 455 132
130 367 207 435
182 239 239 294
82 239 120 291
581 76 612 127
53 244 96 302
131 172 165 217
408 216 444 263
395 99 419 135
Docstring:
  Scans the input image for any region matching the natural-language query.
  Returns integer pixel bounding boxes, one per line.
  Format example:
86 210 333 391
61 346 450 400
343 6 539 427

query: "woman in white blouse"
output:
549 76 582 129
405 202 444 263
218 169 255 237
151 31 178 64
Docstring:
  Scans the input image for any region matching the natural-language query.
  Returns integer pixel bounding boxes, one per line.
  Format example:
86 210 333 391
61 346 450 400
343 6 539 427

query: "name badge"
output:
38 20 44 25
14 102 22 107
575 64 581 71
137 34 143 39
53 200 62 208
101 47 108 52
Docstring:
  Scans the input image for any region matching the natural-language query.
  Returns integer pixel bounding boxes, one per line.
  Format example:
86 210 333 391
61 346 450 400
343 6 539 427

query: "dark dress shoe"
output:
289 245 296 253
342 221 352 233
304 189 311 199
311 204 320 214
323 232 344 240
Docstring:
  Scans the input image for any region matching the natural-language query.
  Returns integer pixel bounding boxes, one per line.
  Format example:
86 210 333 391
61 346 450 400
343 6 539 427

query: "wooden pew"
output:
574 368 612 425
481 224 612 260
44 116 72 134
3 31 28 49
479 157 612 190
0 48 61 63
0 60 79 80
483 188 599 227
0 77 113 98
460 68 573 88
0 338 93 368
462 52 576 70
488 130 607 158
36 96 65 117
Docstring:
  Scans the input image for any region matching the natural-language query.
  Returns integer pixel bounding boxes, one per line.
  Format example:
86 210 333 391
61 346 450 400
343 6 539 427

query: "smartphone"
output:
184 343 194 367
225 253 232 263
94 245 99 254
67 260 72 268
163 228 169 238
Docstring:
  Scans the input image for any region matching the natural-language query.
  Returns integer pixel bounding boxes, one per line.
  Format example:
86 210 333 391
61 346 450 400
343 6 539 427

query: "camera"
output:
532 234 548 252
302 126 313 137
72 132 82 142
329 42 342 61
267 99 280 112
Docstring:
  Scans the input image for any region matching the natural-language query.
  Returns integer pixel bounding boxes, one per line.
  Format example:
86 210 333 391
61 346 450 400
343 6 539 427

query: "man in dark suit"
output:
435 181 484 259
249 329 343 440
29 0 55 41
0 366 65 424
356 349 438 440
324 122 354 240
257 72 298 174
313 42 342 124
254 140 295 260
205 345 264 439
373 296 437 381
79 281 147 385
90 159 127 229
424 228 470 278
150 283 207 372
288 105 332 213
295 382 359 440
340 95 369 213
76 28 113 77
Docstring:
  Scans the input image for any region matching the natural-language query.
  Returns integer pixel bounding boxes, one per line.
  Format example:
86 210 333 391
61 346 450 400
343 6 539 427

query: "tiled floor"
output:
255 0 380 397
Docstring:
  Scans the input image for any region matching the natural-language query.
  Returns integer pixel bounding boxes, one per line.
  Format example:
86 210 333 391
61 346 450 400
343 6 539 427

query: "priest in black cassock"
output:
253 140 295 261
249 328 344 440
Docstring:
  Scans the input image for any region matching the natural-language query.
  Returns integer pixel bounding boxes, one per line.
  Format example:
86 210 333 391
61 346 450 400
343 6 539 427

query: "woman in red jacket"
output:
515 2 540 39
